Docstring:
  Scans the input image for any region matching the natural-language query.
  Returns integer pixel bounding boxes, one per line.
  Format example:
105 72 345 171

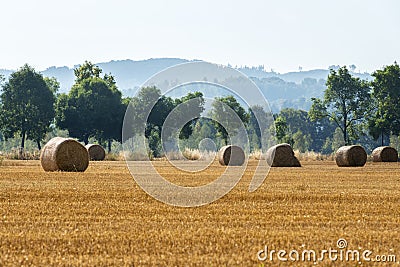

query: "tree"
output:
56 61 124 150
175 92 205 139
368 62 400 146
247 105 274 151
279 108 311 135
94 76 126 152
292 131 311 153
127 87 205 157
126 86 175 157
74 61 102 83
0 64 56 153
274 116 294 145
277 108 313 151
210 95 249 145
44 77 60 94
274 108 337 153
309 66 371 145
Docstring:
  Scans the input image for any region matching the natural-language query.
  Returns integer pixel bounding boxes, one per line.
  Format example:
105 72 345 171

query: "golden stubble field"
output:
0 159 399 266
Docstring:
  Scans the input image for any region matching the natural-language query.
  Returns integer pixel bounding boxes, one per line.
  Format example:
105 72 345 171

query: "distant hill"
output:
238 66 372 83
38 58 191 93
0 58 373 112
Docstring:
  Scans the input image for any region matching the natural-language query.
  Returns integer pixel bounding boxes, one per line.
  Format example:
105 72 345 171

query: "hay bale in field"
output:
40 137 89 172
335 145 367 167
266 143 301 167
218 145 245 166
85 144 106 161
371 146 398 162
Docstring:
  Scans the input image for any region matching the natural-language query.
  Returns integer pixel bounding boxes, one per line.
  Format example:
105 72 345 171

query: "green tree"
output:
292 130 311 153
279 108 311 135
210 95 249 145
94 75 126 152
278 108 311 150
320 127 346 155
0 64 56 152
309 66 371 145
74 61 102 83
56 62 124 150
175 92 205 139
247 105 271 151
126 86 176 157
44 77 60 94
368 62 400 146
274 116 294 145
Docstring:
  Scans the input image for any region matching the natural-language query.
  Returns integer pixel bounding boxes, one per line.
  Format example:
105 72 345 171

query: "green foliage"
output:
278 108 336 152
73 61 102 83
175 92 205 139
247 105 272 151
210 95 249 145
55 61 125 150
0 64 56 151
126 87 205 157
292 131 312 153
44 77 60 94
309 66 371 145
274 116 294 145
321 127 345 154
368 62 400 145
178 118 221 151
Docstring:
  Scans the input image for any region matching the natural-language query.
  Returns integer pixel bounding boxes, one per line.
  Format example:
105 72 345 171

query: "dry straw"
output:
218 145 245 166
266 143 301 167
371 146 398 162
335 145 367 167
40 137 89 172
85 144 106 161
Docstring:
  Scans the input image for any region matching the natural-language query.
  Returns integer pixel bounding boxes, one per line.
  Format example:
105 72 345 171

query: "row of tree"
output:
310 64 400 147
0 62 126 153
274 63 400 153
0 62 399 157
0 62 252 157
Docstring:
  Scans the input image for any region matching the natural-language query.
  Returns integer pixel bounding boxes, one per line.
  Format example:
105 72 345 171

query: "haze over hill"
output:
0 58 372 112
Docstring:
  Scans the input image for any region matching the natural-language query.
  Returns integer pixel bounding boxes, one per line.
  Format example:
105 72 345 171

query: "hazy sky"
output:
1 0 399 73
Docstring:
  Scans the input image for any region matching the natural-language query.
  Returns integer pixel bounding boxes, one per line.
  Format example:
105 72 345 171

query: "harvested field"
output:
0 160 400 266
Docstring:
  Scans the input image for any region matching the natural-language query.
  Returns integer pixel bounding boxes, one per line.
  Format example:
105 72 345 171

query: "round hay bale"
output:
218 145 245 166
40 137 89 172
335 145 367 167
371 146 398 162
85 144 106 161
266 143 301 167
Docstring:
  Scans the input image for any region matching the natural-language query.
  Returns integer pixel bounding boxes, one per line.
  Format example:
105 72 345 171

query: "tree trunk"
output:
381 130 384 146
37 140 41 150
108 139 112 153
83 135 89 145
20 131 26 149
342 101 349 145
20 131 26 159
343 109 349 145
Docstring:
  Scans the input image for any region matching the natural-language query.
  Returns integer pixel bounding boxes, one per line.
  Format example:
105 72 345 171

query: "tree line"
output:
0 61 399 158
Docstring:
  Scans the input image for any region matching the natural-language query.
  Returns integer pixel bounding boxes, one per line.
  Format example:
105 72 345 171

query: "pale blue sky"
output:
1 0 399 73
